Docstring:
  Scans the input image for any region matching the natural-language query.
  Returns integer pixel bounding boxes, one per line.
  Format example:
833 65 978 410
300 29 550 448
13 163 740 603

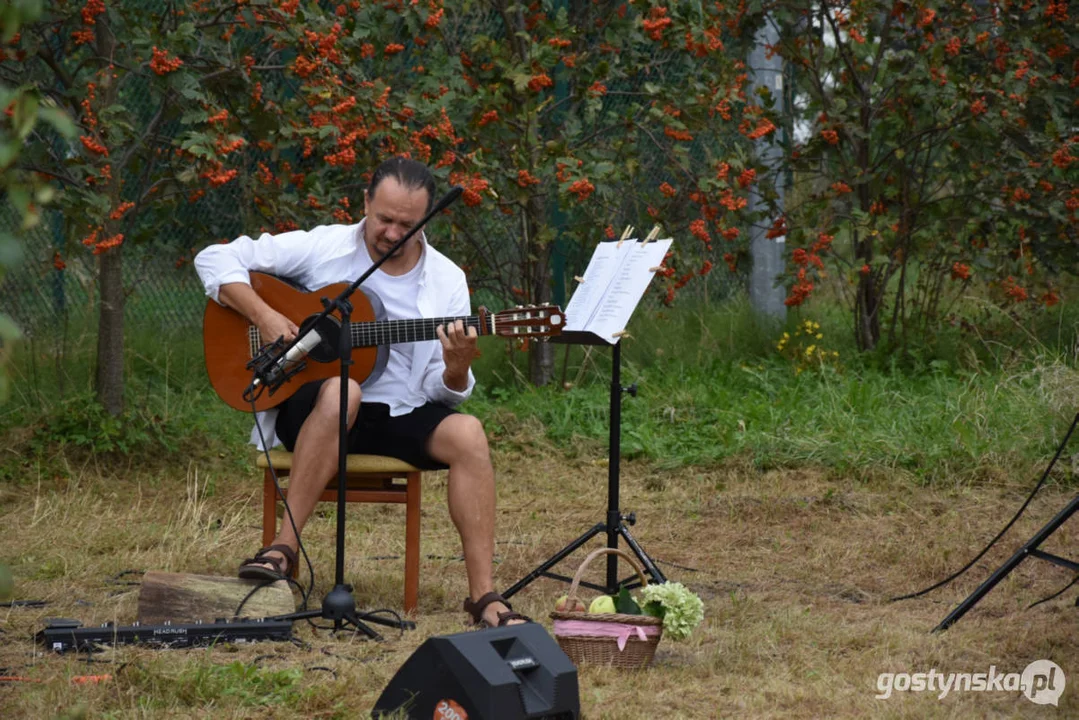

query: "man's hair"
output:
367 156 436 213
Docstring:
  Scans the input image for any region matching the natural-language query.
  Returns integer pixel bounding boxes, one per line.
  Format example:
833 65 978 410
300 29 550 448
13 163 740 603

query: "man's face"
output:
362 177 430 264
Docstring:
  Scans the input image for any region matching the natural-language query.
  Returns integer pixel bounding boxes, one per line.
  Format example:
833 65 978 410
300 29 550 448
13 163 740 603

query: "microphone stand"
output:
253 185 463 640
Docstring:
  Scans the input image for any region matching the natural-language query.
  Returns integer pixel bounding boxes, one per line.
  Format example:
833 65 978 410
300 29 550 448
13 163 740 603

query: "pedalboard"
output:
37 617 293 652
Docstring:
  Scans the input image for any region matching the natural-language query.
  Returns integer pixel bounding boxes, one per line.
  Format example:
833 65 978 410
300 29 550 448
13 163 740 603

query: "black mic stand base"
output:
273 584 416 642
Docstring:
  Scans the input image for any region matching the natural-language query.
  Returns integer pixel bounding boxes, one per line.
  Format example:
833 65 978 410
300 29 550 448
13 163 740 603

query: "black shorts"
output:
274 380 454 470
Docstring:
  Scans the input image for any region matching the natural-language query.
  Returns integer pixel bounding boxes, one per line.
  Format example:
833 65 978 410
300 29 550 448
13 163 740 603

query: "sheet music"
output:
563 241 635 332
564 238 673 343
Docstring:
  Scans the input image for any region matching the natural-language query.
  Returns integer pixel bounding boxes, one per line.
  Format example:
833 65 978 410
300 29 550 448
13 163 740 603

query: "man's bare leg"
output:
426 413 524 627
248 378 362 574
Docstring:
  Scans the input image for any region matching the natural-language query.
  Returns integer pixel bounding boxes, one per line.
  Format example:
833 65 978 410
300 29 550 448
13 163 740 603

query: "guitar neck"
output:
349 315 488 348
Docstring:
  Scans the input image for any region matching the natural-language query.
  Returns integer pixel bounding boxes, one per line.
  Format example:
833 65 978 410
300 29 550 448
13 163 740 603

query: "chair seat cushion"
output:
256 450 421 474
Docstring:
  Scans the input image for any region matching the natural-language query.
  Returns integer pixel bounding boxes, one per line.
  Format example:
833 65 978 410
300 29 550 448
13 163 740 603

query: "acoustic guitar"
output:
204 272 565 411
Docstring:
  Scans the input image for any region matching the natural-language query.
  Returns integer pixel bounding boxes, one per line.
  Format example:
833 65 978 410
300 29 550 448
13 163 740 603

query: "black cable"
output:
890 412 1079 602
1027 573 1079 610
653 558 702 573
232 574 308 619
250 653 286 666
0 600 47 608
305 665 338 678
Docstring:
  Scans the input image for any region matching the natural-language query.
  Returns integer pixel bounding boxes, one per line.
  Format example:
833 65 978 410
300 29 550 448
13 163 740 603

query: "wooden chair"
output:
256 449 422 613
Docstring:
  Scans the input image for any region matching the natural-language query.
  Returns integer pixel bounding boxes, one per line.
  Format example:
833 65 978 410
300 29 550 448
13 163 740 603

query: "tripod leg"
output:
502 522 606 600
617 523 667 585
342 613 383 640
935 495 1078 632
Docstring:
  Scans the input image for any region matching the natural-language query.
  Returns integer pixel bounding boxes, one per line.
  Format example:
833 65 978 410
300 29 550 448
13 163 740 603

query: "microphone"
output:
252 328 323 387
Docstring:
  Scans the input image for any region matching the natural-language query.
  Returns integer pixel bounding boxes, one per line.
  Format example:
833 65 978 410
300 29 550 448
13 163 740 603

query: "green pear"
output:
588 595 616 614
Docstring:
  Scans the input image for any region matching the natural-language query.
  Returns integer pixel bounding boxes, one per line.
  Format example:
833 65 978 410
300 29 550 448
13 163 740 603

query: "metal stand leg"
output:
935 495 1078 632
505 339 666 600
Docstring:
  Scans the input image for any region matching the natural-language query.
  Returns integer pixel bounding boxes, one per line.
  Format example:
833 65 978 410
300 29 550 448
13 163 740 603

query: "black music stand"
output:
503 331 667 598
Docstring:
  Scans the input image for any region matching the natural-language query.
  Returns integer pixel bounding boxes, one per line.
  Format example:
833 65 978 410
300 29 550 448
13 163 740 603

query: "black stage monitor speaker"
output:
372 624 580 720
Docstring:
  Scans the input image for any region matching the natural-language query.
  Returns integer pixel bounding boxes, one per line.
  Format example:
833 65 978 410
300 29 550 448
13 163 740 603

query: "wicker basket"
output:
549 547 663 669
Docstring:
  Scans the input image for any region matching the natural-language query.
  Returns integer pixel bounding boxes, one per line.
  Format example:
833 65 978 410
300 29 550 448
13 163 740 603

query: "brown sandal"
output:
238 544 297 582
463 591 532 628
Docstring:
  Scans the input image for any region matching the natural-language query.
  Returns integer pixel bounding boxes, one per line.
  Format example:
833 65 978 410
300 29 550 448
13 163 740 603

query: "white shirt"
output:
194 219 475 448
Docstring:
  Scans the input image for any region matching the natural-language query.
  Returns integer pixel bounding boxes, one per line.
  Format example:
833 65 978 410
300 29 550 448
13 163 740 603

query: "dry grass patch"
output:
1 444 1076 718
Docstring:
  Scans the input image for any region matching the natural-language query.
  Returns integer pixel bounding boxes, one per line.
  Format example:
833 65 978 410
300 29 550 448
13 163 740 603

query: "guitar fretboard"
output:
247 315 490 357
349 315 489 347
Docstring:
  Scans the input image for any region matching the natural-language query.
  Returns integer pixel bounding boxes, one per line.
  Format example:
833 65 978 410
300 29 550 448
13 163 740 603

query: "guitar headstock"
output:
487 305 565 338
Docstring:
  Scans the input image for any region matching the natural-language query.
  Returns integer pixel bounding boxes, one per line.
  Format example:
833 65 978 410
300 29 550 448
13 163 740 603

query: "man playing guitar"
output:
194 157 527 628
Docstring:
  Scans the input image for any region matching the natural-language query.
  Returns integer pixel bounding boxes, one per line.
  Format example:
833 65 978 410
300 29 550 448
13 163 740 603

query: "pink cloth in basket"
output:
553 619 661 652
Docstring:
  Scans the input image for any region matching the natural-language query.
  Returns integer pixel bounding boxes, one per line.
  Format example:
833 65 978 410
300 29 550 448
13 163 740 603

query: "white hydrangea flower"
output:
638 582 704 641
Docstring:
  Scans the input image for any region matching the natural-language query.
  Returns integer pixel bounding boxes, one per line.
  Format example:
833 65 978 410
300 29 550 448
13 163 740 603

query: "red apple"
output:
554 594 586 612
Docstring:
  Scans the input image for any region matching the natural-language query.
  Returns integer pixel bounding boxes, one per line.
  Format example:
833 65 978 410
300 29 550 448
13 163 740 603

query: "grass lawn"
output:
1 432 1076 718
3 297 1079 717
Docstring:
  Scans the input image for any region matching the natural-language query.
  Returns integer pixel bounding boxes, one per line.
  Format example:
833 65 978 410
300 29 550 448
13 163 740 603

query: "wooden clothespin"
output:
616 225 634 248
611 330 630 339
574 275 585 283
642 224 662 244
648 266 663 273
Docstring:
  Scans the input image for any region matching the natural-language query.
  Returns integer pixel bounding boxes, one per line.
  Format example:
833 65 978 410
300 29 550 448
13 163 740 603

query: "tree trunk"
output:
95 244 125 415
854 271 881 351
92 14 124 415
853 127 880 351
527 217 555 387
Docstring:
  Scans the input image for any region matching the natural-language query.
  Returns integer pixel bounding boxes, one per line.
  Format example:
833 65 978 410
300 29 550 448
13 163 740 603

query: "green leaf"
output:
0 312 21 343
642 600 665 619
615 586 641 614
13 92 38 140
0 232 22 267
37 105 76 138
510 72 531 92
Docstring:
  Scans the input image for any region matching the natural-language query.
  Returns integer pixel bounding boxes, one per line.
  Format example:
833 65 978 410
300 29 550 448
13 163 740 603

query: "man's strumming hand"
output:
256 308 299 348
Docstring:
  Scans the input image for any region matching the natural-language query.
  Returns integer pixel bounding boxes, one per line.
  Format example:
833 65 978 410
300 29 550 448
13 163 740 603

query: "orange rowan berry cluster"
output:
109 201 135 220
517 170 540 187
642 7 672 41
79 135 108 157
93 233 123 255
527 73 553 92
150 47 183 75
567 179 594 202
743 117 776 140
664 127 692 142
200 165 238 187
450 172 490 207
